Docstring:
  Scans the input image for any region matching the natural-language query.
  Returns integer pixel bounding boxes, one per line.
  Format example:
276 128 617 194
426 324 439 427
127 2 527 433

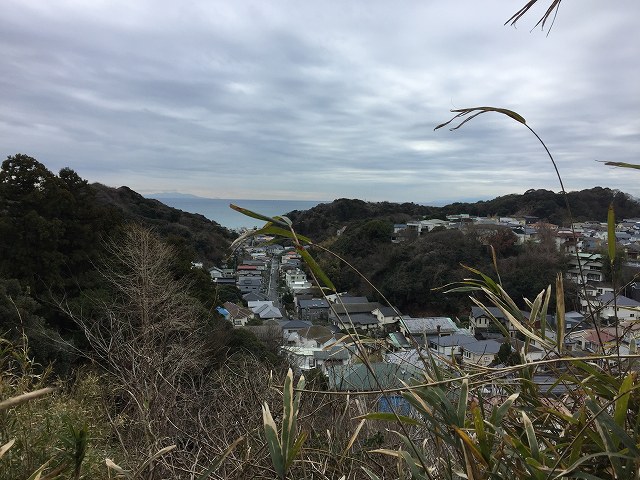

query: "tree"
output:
66 225 230 478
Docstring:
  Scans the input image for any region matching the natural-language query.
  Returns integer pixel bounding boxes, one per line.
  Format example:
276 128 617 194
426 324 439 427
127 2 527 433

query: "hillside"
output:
92 183 236 265
286 187 640 241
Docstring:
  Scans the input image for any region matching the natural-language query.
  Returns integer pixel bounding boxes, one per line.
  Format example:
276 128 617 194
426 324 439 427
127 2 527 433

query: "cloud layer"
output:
2 1 639 203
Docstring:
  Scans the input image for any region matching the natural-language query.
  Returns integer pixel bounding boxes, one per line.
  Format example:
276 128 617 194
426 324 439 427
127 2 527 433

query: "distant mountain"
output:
93 184 236 265
287 187 640 241
146 191 210 199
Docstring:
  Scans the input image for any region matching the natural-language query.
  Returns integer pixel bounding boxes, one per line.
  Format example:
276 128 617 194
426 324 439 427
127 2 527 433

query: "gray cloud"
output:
1 0 639 203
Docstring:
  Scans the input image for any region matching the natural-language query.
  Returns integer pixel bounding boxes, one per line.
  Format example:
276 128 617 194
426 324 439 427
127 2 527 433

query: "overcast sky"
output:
1 1 639 204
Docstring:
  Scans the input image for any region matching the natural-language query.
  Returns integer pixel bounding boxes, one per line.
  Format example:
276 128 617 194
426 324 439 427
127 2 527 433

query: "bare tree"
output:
67 224 227 478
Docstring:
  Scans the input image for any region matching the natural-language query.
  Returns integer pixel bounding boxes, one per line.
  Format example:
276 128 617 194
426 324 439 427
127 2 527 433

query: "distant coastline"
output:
147 196 327 230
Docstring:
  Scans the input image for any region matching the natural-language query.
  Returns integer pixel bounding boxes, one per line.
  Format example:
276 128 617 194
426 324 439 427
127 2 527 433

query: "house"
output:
593 293 640 323
400 317 458 344
372 306 402 327
325 294 370 304
284 269 312 291
237 277 262 294
333 313 380 331
566 253 604 285
469 306 518 337
327 362 420 391
248 301 283 320
222 301 255 327
428 332 476 362
329 302 383 330
297 298 330 322
281 319 313 340
285 325 336 348
209 266 235 280
566 328 618 353
281 345 350 374
461 339 502 366
242 291 268 302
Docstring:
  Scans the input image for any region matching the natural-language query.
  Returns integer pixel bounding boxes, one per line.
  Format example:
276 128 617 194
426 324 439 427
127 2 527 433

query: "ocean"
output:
149 197 327 230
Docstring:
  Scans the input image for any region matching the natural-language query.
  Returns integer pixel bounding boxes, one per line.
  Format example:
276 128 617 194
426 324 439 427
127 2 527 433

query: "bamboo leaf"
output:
105 458 129 475
262 403 284 478
435 106 526 131
556 273 565 351
457 378 469 426
604 161 640 170
196 437 244 480
298 247 336 291
282 369 294 464
342 418 366 457
613 374 634 428
258 225 313 245
360 412 422 426
230 204 288 228
133 445 177 477
491 393 519 426
452 426 489 468
361 466 383 480
285 430 307 471
0 439 15 459
26 463 49 480
522 411 540 461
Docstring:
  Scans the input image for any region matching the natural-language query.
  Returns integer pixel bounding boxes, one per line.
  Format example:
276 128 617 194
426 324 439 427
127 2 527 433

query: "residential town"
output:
208 212 640 394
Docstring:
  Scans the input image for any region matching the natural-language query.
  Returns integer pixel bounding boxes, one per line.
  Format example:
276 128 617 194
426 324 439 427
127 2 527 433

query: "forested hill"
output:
286 187 640 240
92 183 236 265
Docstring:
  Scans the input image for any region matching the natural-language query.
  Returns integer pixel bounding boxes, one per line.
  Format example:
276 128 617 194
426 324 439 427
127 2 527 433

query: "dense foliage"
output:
0 154 237 370
287 188 640 242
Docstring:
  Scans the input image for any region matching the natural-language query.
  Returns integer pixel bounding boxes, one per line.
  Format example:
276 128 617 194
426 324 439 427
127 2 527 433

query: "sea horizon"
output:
147 196 328 230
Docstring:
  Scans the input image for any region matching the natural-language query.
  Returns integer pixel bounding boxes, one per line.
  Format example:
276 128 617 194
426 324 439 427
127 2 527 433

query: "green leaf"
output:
230 204 289 228
490 393 518 427
613 373 634 428
361 412 422 426
298 248 336 291
262 403 284 478
457 378 469 427
604 161 640 170
258 225 313 245
453 426 489 468
282 369 294 465
522 412 540 461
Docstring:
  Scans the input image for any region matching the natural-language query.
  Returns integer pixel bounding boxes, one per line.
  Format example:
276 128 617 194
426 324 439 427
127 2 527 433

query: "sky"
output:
1 1 639 204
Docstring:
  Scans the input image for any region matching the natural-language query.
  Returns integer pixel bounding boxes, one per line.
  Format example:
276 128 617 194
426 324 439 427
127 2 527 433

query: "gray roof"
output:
327 362 420 391
598 292 640 307
281 320 312 329
402 317 457 335
335 313 379 326
237 277 261 286
298 298 329 309
430 333 476 348
462 339 501 355
333 296 370 304
332 302 382 314
243 292 268 301
377 306 402 317
313 346 350 361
